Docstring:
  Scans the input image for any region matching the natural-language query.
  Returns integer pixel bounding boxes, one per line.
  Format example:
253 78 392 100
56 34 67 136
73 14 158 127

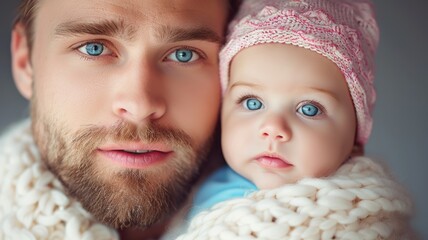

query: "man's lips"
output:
255 153 293 168
98 142 173 169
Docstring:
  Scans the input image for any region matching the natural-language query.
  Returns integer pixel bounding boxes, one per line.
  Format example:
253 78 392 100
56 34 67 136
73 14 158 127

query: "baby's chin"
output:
253 172 300 190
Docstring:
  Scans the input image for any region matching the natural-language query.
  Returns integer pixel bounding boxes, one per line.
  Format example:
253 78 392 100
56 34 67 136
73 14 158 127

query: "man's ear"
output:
11 22 33 100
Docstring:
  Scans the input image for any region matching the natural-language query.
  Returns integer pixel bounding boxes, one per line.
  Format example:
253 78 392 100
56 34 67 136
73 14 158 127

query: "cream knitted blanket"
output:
0 120 119 240
177 157 414 240
0 120 415 240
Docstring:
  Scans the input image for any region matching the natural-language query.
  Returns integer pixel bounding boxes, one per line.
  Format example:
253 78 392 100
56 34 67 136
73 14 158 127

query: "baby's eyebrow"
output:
305 86 341 102
229 81 260 89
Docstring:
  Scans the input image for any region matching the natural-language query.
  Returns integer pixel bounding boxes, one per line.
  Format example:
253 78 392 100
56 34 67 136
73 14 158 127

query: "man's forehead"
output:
36 0 227 41
36 0 227 23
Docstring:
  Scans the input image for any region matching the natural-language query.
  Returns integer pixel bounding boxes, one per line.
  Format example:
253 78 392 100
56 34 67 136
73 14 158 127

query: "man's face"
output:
14 0 227 228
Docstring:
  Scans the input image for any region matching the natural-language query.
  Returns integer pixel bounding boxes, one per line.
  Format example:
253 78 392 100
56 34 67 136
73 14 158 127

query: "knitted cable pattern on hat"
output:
177 157 413 240
0 120 119 240
219 0 380 145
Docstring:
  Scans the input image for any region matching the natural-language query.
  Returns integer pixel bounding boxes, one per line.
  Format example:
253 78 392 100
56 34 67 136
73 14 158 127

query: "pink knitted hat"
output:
220 0 379 145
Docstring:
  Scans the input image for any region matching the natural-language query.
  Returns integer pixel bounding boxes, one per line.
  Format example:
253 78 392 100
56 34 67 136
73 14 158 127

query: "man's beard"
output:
30 99 212 229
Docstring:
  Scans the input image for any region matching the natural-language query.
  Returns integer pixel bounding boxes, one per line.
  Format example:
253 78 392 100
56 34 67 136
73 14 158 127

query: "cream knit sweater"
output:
0 120 119 240
177 157 414 239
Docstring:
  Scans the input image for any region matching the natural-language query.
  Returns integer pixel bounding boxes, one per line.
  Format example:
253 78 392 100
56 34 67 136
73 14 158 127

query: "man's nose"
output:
111 63 166 124
259 114 291 142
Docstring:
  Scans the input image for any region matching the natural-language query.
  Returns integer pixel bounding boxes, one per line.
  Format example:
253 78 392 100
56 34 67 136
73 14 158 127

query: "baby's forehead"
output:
227 43 345 86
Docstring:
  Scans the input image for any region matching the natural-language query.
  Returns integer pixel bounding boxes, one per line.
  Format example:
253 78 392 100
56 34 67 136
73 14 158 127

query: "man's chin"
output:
58 164 192 229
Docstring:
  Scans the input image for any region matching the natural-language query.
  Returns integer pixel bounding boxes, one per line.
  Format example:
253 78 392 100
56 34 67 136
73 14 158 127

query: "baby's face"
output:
221 43 356 189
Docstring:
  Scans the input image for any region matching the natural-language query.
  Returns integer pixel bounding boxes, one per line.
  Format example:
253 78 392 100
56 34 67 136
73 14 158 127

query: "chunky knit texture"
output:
220 0 379 145
0 120 118 240
177 157 413 240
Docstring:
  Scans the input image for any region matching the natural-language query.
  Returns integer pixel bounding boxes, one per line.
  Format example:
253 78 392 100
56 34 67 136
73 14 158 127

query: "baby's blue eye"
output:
244 98 263 110
85 43 104 56
167 48 200 63
299 103 319 117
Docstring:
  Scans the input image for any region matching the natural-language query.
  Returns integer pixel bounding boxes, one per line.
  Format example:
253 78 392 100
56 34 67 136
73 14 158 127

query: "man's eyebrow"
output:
54 19 137 41
156 25 223 44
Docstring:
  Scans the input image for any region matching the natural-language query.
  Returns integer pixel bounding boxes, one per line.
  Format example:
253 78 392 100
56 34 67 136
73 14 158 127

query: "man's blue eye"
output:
244 98 263 110
176 49 193 62
77 42 111 57
85 43 104 56
300 103 319 116
167 48 200 63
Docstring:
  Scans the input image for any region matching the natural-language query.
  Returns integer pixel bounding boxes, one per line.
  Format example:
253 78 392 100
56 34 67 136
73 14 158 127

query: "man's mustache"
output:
71 121 192 150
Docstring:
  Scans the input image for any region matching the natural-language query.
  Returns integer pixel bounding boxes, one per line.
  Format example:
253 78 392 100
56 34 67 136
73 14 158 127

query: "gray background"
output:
1 0 427 238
